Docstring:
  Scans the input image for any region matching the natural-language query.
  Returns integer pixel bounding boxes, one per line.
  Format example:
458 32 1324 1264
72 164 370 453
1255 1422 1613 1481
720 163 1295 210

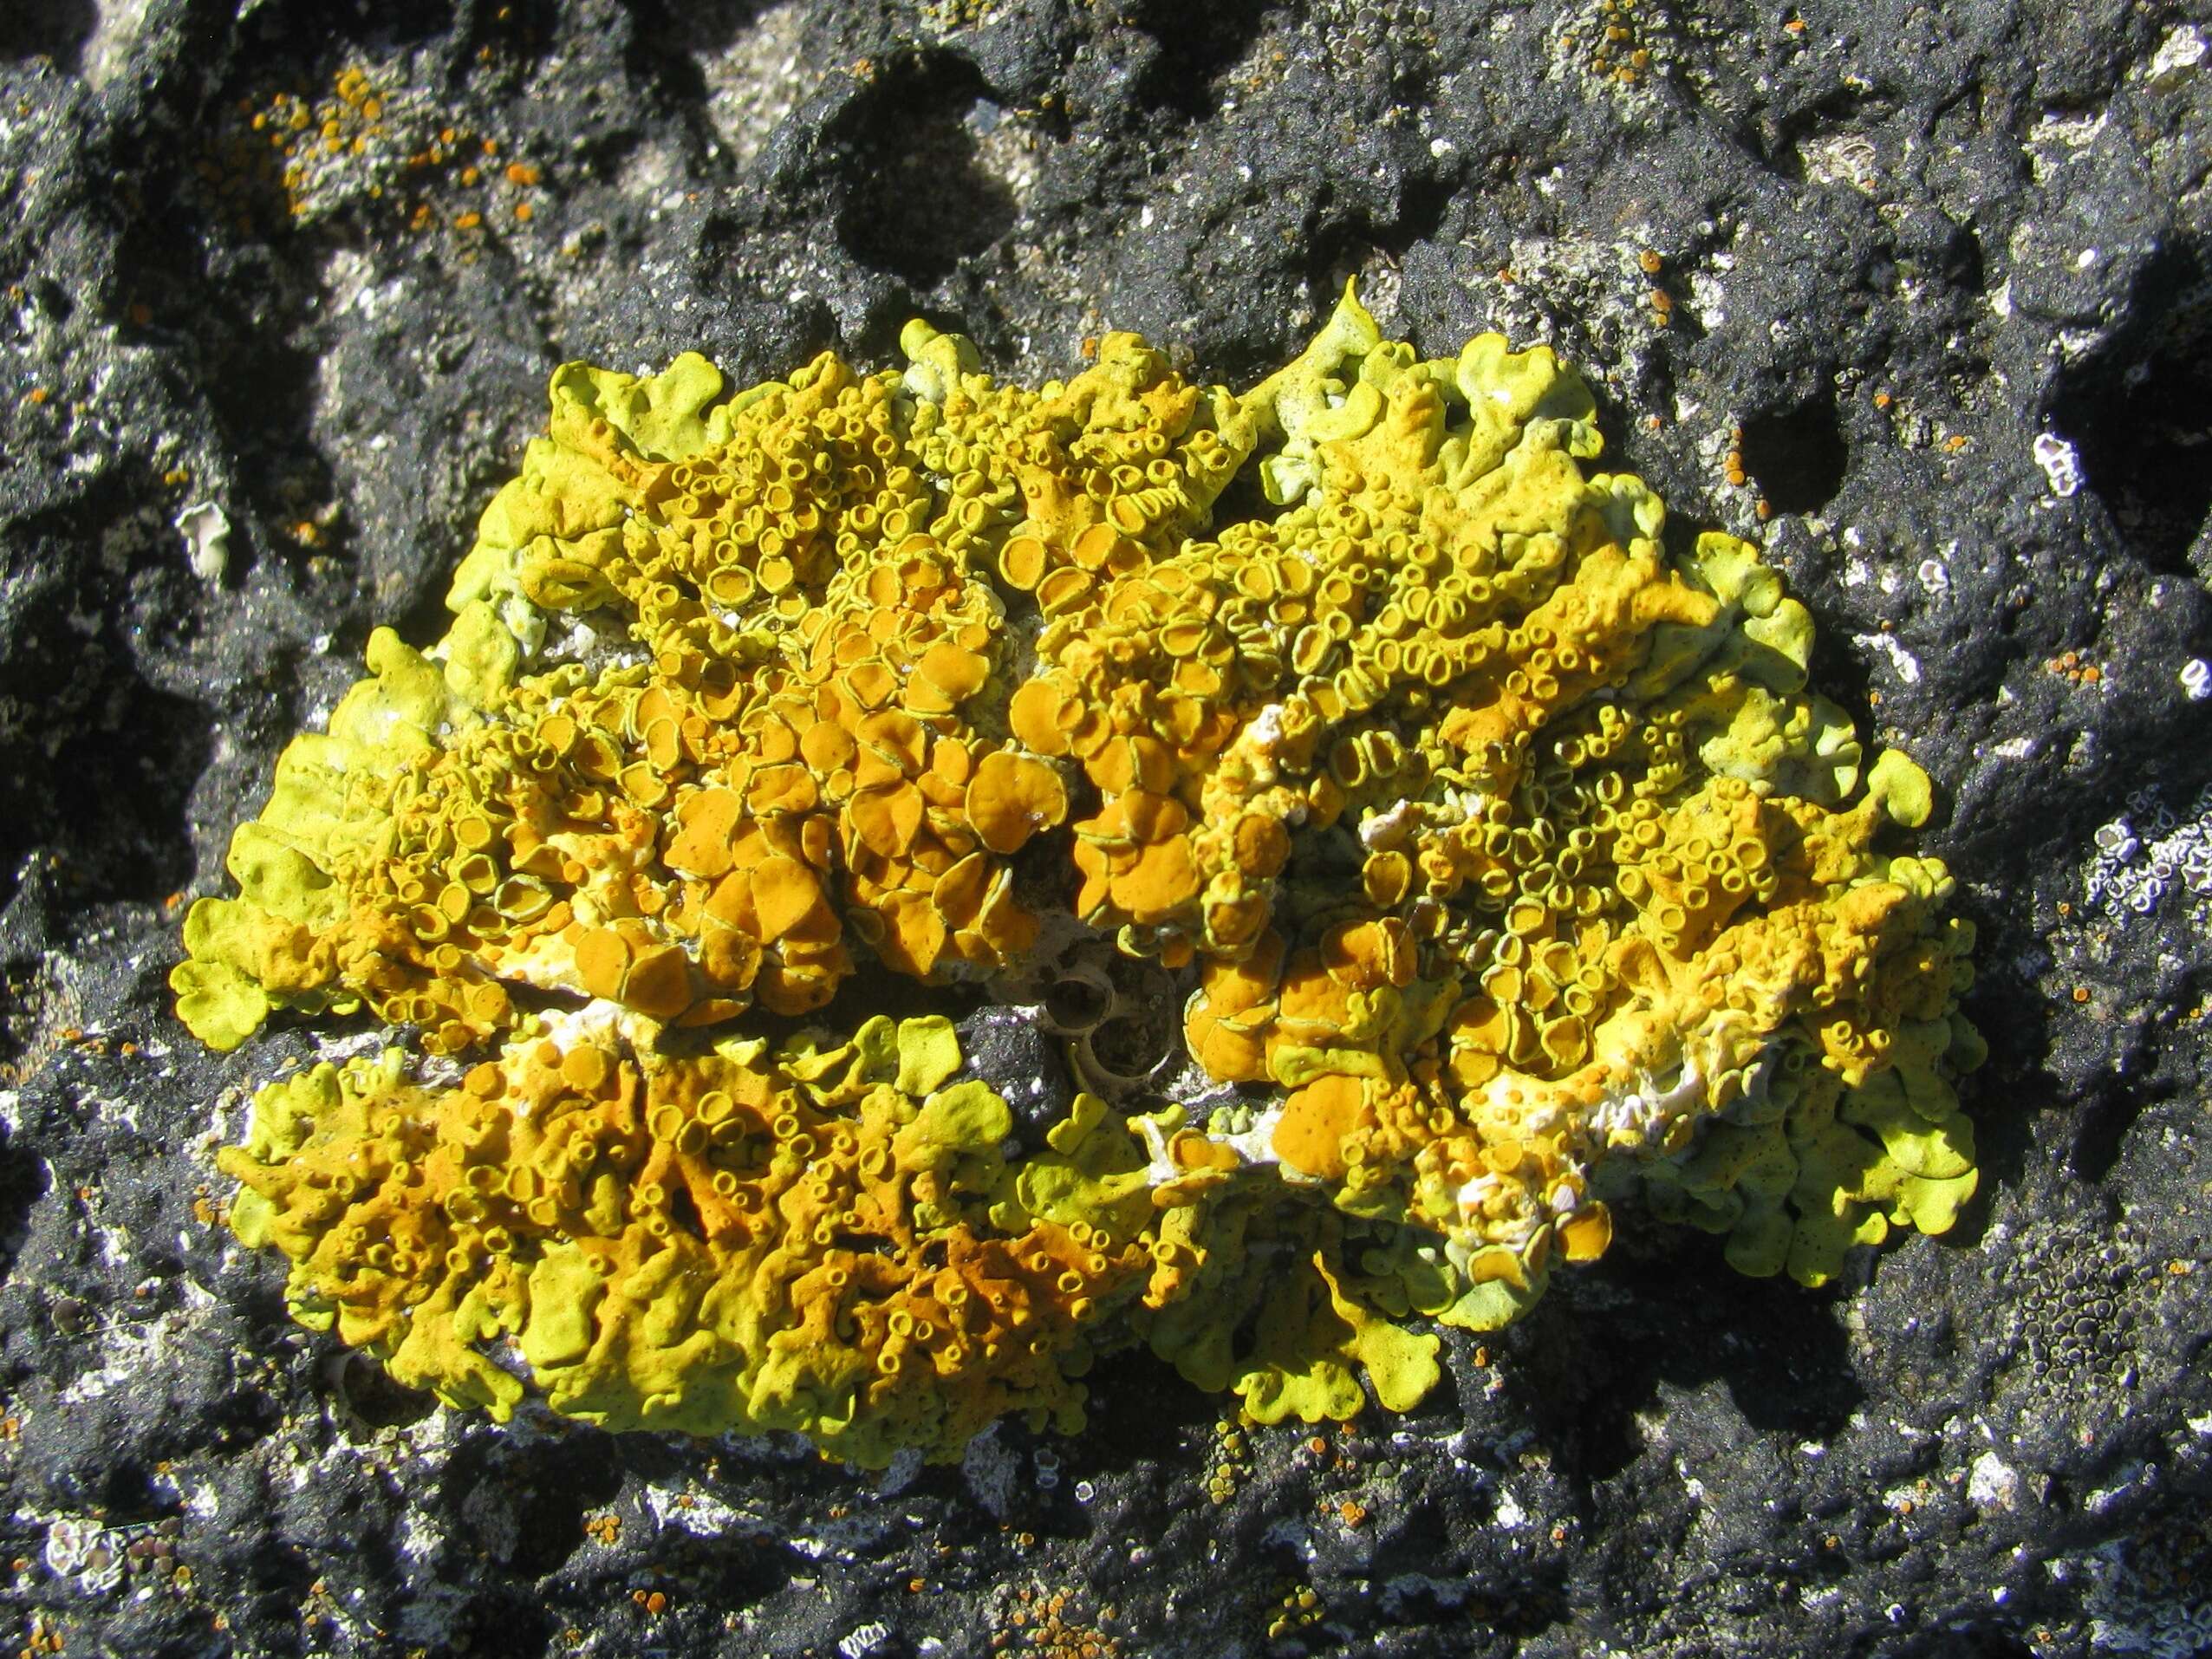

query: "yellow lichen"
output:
223 1022 1142 1462
180 285 1982 1461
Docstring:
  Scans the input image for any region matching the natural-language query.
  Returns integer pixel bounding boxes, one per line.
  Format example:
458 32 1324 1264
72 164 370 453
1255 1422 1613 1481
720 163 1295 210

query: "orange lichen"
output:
181 286 1981 1456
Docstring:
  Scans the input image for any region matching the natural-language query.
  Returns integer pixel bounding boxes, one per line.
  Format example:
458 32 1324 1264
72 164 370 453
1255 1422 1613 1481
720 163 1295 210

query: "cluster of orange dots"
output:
1721 426 1775 522
1295 1428 1373 1526
1638 249 1672 329
1301 1428 1363 1477
198 65 543 241
2045 650 2105 688
995 1586 1120 1659
1563 0 1658 85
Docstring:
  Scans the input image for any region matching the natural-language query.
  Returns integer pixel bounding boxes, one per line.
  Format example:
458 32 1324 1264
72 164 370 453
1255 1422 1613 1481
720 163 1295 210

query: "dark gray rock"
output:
3 2 2209 1655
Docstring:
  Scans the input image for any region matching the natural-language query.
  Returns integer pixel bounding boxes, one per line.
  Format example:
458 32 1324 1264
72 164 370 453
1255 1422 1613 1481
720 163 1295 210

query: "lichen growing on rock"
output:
177 286 1982 1461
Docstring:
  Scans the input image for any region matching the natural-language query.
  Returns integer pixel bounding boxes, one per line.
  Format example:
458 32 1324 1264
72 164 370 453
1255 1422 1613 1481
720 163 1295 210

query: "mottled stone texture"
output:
1 3 2208 1656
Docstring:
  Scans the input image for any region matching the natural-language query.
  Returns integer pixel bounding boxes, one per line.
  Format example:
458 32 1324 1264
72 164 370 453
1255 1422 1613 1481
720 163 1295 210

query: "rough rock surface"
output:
2 2 2209 1656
